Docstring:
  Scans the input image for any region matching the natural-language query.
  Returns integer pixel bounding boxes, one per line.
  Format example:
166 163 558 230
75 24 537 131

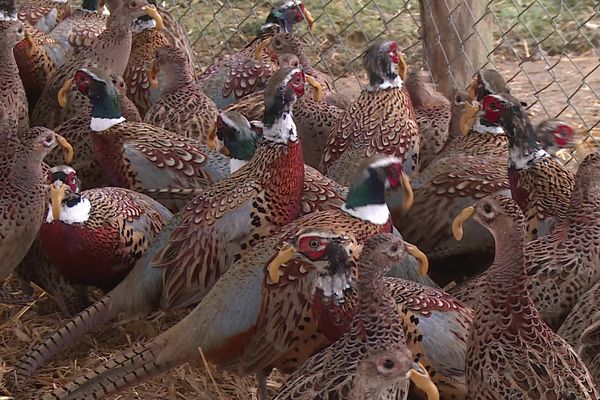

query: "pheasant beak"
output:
206 122 227 154
149 59 159 88
25 30 36 57
459 101 480 135
50 183 67 221
401 173 414 211
255 38 271 61
408 362 439 400
397 52 408 82
267 243 296 284
452 206 475 241
303 8 315 32
55 134 74 164
305 74 323 102
142 5 164 31
467 78 478 101
58 78 73 108
406 243 428 276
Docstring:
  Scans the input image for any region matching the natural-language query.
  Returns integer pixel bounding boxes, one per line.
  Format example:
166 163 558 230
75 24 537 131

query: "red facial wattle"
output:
298 236 327 261
482 95 503 123
65 171 78 192
388 42 400 64
289 71 306 97
295 4 305 23
385 163 404 189
74 71 91 95
553 125 573 147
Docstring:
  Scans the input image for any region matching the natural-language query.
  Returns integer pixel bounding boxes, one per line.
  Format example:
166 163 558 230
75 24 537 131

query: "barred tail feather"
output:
13 295 115 385
43 338 176 400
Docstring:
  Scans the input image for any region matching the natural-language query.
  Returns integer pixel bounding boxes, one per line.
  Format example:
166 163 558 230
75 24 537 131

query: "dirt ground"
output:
1 48 599 400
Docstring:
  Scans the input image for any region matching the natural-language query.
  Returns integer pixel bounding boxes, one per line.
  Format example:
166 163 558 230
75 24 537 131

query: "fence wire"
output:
164 0 600 165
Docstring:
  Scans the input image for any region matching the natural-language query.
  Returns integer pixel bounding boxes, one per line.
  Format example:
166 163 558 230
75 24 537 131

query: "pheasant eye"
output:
309 239 320 249
483 204 493 214
383 359 395 369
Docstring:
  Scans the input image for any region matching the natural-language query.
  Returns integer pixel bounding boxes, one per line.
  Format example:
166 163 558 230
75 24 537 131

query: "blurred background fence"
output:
165 0 600 165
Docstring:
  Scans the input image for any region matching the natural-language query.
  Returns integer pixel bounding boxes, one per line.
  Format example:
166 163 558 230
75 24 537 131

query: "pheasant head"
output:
535 118 575 156
262 66 305 143
467 69 510 102
75 67 125 131
266 0 314 33
46 165 92 224
364 39 407 91
343 155 413 225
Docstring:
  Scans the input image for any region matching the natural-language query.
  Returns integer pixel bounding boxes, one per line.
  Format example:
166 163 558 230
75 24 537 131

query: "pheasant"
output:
405 70 451 171
452 151 600 330
39 153 419 398
320 39 419 184
123 12 168 117
45 72 141 190
269 229 472 399
30 0 162 129
14 66 308 384
16 0 72 33
266 32 347 109
391 96 509 281
274 233 439 400
73 67 229 210
209 110 347 214
198 1 313 108
559 280 600 386
223 52 343 169
0 107 74 302
41 165 173 291
452 194 599 399
481 93 575 240
144 45 219 142
13 0 106 108
0 3 29 136
535 118 575 157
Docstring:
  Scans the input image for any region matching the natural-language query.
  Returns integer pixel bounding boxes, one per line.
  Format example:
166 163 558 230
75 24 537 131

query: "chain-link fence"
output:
165 0 600 166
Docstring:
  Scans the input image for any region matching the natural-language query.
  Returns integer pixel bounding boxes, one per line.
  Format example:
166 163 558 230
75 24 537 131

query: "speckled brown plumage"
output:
21 68 307 393
124 22 169 117
45 73 142 190
74 68 229 210
38 154 413 400
321 39 419 184
1 18 29 135
151 1 196 68
453 152 600 331
0 123 66 284
144 46 218 142
30 0 159 129
16 0 72 33
483 93 575 240
460 195 598 400
405 70 451 171
274 234 416 400
13 22 56 108
41 165 172 291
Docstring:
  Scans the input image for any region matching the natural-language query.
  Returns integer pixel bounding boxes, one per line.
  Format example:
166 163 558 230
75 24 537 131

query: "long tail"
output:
42 337 179 400
12 295 116 386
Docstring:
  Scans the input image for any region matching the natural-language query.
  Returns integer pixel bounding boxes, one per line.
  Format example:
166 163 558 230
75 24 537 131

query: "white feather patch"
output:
342 203 390 225
509 147 548 169
369 156 402 169
230 158 248 173
0 11 17 21
46 198 92 224
263 111 297 144
473 120 504 134
90 117 126 132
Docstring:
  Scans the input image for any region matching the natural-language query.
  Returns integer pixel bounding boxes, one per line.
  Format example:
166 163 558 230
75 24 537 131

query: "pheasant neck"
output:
473 117 504 135
504 114 546 169
163 67 195 94
352 262 404 345
262 109 297 144
81 0 100 11
89 89 125 132
487 222 530 298
366 64 402 92
343 174 389 225
46 194 92 224
95 14 134 75
565 182 600 230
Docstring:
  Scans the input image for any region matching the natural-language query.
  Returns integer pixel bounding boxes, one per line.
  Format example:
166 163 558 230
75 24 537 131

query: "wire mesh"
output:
164 0 600 164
